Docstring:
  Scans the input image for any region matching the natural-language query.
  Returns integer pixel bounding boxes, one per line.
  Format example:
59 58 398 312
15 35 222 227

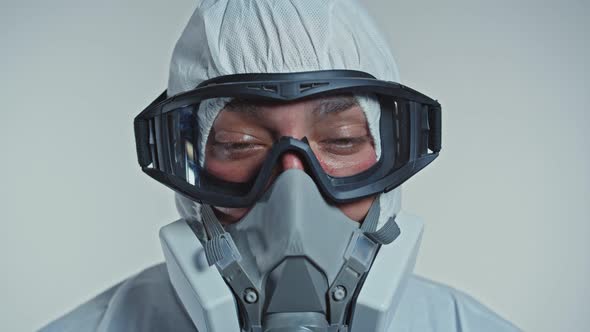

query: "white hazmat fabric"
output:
171 0 401 228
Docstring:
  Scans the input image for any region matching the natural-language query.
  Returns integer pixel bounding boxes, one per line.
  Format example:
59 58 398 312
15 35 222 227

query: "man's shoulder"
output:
38 263 195 332
40 265 519 332
38 280 122 332
391 274 521 332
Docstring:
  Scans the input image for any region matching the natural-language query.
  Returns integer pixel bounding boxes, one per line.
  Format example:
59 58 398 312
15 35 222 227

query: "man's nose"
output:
281 152 305 171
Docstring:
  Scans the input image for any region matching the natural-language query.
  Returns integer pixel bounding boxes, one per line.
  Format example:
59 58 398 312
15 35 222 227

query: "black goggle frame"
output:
134 70 442 207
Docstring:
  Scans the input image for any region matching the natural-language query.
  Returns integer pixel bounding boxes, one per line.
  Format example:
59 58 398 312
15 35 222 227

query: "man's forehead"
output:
222 95 360 117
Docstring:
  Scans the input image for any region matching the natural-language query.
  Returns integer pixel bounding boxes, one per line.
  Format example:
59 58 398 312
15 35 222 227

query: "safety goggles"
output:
134 70 441 207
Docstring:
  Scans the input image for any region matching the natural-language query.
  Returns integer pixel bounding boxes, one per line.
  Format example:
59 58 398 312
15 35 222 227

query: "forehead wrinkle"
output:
221 99 271 124
311 96 359 117
223 99 262 117
218 99 303 138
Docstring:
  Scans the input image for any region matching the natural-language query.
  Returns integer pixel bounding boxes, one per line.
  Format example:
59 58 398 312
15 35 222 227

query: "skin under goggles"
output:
134 70 442 207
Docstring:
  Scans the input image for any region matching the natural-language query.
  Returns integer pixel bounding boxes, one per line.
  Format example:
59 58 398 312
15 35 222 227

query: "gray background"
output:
1 0 588 331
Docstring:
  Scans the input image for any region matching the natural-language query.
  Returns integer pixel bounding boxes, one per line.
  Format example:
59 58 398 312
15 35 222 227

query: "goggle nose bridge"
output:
252 136 331 188
270 136 315 171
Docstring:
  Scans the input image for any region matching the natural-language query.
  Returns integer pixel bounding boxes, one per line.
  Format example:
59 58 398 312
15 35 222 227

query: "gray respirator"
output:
160 170 425 331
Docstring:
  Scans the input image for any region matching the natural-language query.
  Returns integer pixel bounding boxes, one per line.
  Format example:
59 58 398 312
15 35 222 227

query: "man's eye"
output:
325 138 357 147
210 141 267 160
218 142 260 150
319 136 371 154
323 136 368 147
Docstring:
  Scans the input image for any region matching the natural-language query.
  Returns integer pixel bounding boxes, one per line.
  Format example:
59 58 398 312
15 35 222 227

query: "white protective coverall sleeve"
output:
39 0 520 331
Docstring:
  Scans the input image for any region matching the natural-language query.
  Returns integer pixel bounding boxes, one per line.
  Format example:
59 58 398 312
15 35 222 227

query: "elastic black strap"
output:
428 105 442 152
134 118 151 167
134 90 168 168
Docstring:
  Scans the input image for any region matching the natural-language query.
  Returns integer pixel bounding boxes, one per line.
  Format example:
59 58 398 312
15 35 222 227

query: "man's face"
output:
204 95 377 224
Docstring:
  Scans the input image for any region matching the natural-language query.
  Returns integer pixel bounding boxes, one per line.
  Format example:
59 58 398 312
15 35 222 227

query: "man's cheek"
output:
336 196 375 222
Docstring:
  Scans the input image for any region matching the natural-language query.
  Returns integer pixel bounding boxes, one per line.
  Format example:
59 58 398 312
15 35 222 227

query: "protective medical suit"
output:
40 0 520 331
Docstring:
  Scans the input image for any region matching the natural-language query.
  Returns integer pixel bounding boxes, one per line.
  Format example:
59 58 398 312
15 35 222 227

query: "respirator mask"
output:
134 69 442 331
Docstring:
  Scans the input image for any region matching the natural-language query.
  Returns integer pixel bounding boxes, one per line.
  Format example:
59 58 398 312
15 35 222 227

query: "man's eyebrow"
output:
223 99 263 117
312 96 359 116
223 99 263 120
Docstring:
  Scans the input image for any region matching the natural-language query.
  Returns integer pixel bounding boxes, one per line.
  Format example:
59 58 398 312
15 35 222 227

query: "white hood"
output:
170 0 402 229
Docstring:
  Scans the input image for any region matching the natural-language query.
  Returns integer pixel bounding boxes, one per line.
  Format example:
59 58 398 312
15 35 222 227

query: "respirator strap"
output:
327 200 401 325
360 199 401 245
364 217 400 245
197 205 264 331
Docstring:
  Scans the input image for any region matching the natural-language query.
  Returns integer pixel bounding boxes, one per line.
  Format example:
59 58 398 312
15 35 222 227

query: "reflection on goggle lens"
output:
203 96 378 183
